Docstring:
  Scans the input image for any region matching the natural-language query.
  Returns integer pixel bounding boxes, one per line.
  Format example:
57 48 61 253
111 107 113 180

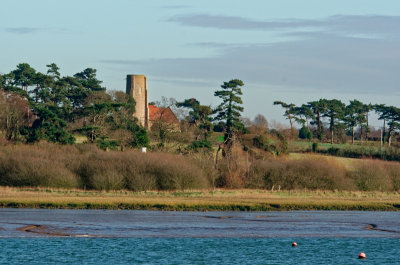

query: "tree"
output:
213 79 245 151
298 126 312 140
0 74 4 90
293 104 314 131
384 106 400 147
363 103 373 142
374 104 389 144
345 100 364 144
273 101 295 130
0 91 30 141
11 63 36 92
177 98 213 141
151 97 180 148
27 105 75 144
73 68 105 92
81 91 122 143
323 99 345 144
253 114 268 132
46 63 60 79
308 99 327 141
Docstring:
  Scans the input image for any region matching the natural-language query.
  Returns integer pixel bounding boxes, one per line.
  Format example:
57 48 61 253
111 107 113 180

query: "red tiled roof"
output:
148 105 179 124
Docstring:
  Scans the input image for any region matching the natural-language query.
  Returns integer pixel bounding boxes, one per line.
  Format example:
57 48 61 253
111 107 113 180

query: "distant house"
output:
148 104 180 131
126 74 179 130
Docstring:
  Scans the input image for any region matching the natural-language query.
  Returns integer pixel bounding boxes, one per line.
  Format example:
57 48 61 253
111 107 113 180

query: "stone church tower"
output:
126 75 149 128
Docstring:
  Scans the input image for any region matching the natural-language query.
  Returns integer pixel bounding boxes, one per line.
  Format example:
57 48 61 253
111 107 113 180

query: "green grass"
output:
288 153 361 171
214 134 224 143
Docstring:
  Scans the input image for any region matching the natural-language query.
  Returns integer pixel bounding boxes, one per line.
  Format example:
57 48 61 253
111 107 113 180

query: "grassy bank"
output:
289 140 400 161
1 187 399 211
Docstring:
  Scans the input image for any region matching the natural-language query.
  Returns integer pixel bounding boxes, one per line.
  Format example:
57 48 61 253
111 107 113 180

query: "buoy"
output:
292 242 298 247
358 252 366 259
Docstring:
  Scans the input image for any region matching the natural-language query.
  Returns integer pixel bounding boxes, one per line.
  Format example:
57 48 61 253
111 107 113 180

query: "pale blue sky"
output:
2 0 400 126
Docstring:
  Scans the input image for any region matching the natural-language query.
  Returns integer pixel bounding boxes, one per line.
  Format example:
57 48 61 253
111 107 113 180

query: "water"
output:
0 209 399 264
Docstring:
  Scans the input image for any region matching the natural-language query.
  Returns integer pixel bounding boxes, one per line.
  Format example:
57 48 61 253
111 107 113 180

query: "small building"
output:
148 104 180 131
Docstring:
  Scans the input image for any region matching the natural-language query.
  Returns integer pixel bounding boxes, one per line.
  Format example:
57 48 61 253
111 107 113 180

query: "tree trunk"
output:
215 144 222 169
317 112 322 140
366 113 369 143
330 117 334 144
352 126 355 144
383 119 386 144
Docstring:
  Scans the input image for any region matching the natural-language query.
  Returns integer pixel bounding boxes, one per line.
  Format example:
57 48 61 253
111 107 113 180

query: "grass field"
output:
288 153 362 171
1 187 399 211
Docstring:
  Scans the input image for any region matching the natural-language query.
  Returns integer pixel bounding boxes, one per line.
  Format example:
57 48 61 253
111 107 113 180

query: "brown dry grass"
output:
1 186 399 211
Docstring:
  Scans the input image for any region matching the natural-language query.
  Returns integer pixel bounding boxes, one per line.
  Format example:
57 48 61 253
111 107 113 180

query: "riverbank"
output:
1 187 399 211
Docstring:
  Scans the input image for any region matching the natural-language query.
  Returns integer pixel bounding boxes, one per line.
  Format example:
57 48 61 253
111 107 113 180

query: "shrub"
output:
0 143 209 191
187 140 212 151
96 138 121 150
252 135 271 151
0 144 79 188
327 147 340 156
246 157 352 190
129 123 149 148
386 163 400 191
312 142 319 152
351 161 393 191
299 127 312 140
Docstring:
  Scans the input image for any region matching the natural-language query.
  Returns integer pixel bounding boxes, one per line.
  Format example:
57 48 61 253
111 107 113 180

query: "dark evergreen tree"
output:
323 99 345 144
308 99 327 141
213 79 245 150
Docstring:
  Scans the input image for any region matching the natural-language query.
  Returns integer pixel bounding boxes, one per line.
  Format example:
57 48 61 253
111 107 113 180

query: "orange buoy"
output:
292 242 298 247
358 252 366 259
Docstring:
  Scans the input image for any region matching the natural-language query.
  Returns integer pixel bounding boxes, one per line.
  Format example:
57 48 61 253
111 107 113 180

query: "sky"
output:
1 0 400 127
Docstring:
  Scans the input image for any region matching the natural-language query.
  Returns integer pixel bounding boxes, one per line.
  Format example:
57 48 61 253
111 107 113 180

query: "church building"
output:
126 74 179 130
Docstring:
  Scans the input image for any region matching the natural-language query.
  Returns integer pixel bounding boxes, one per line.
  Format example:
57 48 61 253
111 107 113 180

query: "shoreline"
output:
1 187 399 211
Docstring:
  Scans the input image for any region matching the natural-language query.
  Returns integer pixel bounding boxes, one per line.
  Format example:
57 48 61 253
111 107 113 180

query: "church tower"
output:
126 75 149 128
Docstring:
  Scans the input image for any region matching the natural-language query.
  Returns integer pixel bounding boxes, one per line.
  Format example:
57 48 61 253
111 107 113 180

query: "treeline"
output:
0 63 148 148
274 99 400 145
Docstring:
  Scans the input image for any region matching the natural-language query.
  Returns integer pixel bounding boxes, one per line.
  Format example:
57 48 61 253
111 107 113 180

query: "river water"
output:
0 209 399 264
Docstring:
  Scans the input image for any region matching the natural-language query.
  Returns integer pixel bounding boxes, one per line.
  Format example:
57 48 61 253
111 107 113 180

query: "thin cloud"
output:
162 5 191 9
168 14 315 31
4 27 43 34
168 14 400 38
4 27 73 35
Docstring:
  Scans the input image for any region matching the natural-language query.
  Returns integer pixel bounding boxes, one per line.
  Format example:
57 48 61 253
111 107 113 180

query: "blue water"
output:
0 237 398 264
0 209 399 264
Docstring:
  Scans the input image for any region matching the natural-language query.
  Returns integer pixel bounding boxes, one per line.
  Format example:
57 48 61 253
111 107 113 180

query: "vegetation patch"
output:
0 187 399 211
